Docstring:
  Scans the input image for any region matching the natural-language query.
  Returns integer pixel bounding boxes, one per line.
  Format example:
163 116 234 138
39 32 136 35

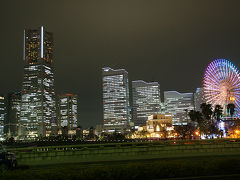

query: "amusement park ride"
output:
203 59 240 119
203 59 240 136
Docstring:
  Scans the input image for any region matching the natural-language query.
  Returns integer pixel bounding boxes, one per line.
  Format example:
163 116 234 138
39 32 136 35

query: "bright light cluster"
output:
203 59 240 117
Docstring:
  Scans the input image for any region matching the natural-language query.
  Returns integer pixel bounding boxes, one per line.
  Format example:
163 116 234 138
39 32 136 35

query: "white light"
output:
23 30 25 61
41 26 44 58
220 121 225 130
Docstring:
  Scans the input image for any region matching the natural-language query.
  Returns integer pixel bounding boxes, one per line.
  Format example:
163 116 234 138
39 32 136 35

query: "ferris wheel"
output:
203 59 240 117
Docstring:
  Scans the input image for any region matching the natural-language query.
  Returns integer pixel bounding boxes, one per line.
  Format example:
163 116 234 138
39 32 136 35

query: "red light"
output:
65 94 72 96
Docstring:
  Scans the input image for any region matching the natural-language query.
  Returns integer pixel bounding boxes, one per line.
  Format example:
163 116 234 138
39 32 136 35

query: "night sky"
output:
1 0 240 127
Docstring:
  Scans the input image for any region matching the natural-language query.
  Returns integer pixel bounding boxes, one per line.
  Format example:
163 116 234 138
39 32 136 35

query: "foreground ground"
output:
1 140 240 179
1 154 240 180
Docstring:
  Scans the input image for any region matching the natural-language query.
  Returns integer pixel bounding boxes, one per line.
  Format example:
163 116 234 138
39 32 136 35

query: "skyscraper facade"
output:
132 80 161 127
164 91 194 125
5 92 21 138
194 88 204 112
20 26 56 138
57 94 78 135
102 67 130 133
0 95 6 140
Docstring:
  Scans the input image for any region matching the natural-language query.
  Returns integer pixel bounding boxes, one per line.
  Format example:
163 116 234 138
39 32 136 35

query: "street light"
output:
235 130 240 135
195 130 200 136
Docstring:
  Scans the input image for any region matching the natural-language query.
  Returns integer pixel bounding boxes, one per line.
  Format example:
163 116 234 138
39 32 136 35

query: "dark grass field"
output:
1 155 240 180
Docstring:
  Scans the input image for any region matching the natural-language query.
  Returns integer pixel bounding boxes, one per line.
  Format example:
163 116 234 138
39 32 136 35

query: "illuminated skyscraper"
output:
102 67 130 133
164 91 194 125
57 94 78 135
194 88 204 112
20 26 56 138
132 80 161 127
0 95 6 140
5 92 21 137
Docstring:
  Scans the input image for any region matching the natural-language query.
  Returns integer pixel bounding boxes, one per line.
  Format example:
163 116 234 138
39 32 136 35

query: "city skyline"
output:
2 2 240 179
1 1 240 127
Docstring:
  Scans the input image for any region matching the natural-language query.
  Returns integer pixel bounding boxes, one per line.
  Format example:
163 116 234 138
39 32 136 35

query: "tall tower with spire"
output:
20 26 56 138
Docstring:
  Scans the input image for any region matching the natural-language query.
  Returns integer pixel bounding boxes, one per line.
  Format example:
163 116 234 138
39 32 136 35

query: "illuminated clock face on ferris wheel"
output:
203 59 240 117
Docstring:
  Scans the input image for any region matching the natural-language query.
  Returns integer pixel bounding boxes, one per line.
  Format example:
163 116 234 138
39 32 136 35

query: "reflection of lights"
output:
230 97 236 101
235 130 240 134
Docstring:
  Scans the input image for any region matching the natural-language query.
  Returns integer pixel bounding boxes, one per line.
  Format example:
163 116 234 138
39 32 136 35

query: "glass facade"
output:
20 26 56 138
5 92 21 137
132 80 161 127
0 96 6 140
57 94 78 134
102 67 130 133
164 91 194 125
194 88 204 112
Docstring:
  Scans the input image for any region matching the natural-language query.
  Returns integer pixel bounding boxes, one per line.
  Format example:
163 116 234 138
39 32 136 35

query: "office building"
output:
0 95 6 140
5 92 21 138
132 80 161 127
102 67 131 133
57 94 78 135
194 88 204 112
20 26 56 138
164 91 194 125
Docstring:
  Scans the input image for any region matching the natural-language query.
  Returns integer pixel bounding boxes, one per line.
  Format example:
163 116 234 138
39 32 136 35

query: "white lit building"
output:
20 26 56 138
164 91 194 125
5 92 21 138
0 95 6 140
57 94 78 135
102 67 131 133
132 80 161 128
194 88 204 112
